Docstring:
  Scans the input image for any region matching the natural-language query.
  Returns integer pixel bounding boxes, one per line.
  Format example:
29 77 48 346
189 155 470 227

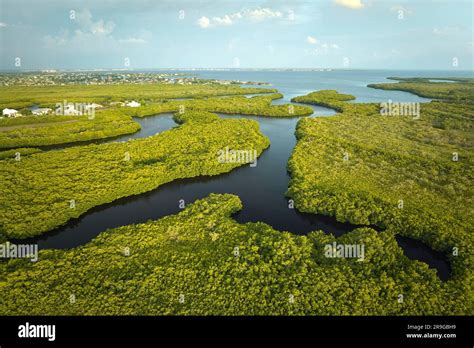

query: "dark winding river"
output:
18 70 455 281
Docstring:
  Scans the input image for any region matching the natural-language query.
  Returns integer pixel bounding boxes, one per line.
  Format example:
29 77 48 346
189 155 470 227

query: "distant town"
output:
0 71 273 118
0 71 271 87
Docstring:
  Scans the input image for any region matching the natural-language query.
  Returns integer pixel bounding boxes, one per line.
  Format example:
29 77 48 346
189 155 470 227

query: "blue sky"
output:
0 0 472 70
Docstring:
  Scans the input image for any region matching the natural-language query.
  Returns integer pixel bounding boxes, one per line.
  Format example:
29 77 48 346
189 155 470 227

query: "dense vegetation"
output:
0 110 140 149
288 88 473 309
0 91 311 149
121 93 312 118
291 89 356 112
0 194 468 315
0 79 471 316
368 77 474 103
0 147 42 160
0 110 269 237
0 83 277 110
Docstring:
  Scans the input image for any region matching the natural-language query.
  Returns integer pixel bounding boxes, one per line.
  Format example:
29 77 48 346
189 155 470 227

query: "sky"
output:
0 0 472 70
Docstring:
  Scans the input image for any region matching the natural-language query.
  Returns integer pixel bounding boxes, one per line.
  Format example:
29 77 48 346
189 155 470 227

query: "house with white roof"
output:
2 108 19 117
125 101 141 107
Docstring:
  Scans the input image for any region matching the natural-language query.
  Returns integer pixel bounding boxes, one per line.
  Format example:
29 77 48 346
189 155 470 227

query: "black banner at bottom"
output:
0 316 472 346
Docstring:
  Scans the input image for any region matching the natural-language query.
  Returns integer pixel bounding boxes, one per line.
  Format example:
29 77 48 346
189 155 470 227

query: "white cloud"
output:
74 9 115 36
197 16 210 28
0 22 6 28
90 20 115 35
197 7 285 29
307 36 318 44
245 8 282 21
212 14 235 26
334 0 364 10
42 9 149 50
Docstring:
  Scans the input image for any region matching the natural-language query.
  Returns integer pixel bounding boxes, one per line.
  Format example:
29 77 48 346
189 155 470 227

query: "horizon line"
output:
1 67 473 73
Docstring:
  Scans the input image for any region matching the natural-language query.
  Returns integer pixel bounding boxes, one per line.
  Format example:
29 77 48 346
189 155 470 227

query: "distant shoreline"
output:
1 68 473 74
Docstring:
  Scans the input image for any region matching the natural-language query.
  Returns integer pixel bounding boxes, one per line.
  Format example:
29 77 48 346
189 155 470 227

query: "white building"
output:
126 101 141 107
2 108 18 117
32 108 52 116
